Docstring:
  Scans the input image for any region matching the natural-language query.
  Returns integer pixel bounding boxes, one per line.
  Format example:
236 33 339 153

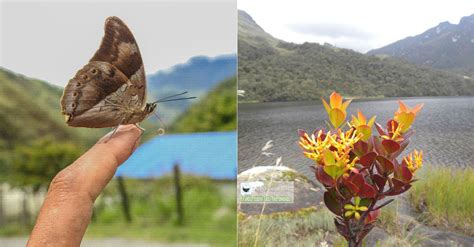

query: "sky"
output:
0 0 236 86
238 0 474 53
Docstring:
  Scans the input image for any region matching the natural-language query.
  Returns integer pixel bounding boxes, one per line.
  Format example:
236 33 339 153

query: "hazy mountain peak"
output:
459 14 474 25
368 13 474 75
438 21 453 27
146 54 236 120
238 9 278 46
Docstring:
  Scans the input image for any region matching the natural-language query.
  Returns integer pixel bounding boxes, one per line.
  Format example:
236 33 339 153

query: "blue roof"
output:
116 131 237 179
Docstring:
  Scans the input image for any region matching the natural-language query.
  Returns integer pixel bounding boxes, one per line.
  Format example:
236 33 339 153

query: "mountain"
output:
0 68 103 149
368 14 474 77
0 53 236 147
171 77 236 133
238 10 474 102
147 55 236 121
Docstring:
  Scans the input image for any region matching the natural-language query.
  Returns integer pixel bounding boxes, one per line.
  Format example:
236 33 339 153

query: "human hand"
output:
27 125 142 247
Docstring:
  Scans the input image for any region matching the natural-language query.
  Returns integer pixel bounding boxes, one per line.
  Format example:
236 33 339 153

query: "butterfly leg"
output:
135 124 145 131
104 117 127 143
104 126 119 143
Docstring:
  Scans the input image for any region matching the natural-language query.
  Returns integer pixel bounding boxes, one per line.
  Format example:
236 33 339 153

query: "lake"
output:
238 97 474 179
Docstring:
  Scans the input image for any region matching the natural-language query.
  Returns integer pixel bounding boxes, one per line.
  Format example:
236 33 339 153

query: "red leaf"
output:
345 181 359 195
359 152 377 167
365 209 381 224
316 166 335 187
353 140 369 157
382 139 400 154
313 129 326 139
375 122 386 136
386 119 399 133
298 129 307 138
375 162 385 174
401 166 413 182
324 190 342 215
352 173 365 188
372 137 386 156
392 178 406 189
359 183 377 198
385 184 412 196
376 156 394 173
373 174 387 190
393 139 409 157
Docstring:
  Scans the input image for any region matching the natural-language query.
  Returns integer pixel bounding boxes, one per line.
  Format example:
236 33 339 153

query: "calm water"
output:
238 97 474 179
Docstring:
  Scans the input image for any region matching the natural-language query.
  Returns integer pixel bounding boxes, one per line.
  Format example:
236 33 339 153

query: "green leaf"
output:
356 125 372 141
329 108 345 129
324 165 344 179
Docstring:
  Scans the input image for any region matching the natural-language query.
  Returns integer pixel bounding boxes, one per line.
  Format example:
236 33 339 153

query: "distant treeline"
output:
238 10 474 102
239 41 474 102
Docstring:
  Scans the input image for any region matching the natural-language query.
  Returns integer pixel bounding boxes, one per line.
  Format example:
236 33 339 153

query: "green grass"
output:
375 203 428 246
0 176 236 246
0 223 33 236
85 222 235 245
237 207 340 246
409 166 474 235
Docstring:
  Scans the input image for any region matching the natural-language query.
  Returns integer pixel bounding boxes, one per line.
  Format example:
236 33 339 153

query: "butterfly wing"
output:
90 16 147 105
61 61 130 128
61 16 146 128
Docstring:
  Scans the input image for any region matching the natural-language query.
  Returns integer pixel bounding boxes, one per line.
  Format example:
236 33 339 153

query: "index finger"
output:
73 124 142 199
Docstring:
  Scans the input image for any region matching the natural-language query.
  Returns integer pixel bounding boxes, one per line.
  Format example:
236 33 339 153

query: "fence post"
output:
0 186 5 225
117 175 132 223
174 163 184 225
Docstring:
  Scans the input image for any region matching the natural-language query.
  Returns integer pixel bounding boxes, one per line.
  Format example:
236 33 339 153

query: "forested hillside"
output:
0 68 103 149
238 10 474 102
171 77 236 133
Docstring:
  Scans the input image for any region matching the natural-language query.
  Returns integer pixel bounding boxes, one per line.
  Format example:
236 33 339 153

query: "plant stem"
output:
253 169 276 247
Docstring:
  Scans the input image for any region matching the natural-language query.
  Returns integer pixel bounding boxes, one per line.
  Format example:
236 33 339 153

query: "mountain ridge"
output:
238 10 474 102
147 54 236 120
368 14 474 76
0 67 104 148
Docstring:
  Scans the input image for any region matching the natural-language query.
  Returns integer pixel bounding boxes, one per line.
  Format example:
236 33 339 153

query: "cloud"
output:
288 22 374 40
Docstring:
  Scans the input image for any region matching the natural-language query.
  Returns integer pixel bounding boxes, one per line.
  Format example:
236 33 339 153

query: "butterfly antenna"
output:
155 96 196 103
153 91 196 104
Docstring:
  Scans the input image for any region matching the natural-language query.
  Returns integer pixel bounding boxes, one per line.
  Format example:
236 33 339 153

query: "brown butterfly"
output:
60 16 194 130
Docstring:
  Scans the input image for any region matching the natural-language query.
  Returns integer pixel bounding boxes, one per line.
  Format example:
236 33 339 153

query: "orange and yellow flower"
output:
394 101 423 133
299 128 361 179
299 130 330 163
350 111 376 141
403 149 423 173
322 92 351 129
381 120 404 142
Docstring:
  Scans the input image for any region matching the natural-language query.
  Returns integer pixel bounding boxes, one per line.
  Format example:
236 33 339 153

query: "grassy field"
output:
0 176 236 246
409 166 474 236
237 207 342 246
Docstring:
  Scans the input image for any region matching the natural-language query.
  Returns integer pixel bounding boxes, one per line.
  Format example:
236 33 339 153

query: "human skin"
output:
27 125 142 247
